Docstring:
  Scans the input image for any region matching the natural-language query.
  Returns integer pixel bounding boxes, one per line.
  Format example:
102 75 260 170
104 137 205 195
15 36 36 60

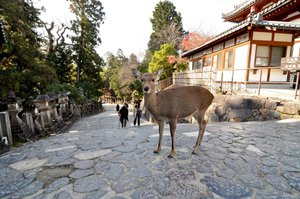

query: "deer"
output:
138 69 214 158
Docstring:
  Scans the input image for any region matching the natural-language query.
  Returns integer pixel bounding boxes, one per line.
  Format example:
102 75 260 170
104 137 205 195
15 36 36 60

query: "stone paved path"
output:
1 104 300 199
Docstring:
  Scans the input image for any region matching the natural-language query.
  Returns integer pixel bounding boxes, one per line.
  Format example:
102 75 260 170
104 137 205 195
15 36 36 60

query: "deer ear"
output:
154 68 163 80
131 68 141 80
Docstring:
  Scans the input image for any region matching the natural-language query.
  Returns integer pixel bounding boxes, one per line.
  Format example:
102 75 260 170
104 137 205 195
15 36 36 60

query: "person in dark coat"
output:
116 104 120 112
133 103 141 126
118 103 129 128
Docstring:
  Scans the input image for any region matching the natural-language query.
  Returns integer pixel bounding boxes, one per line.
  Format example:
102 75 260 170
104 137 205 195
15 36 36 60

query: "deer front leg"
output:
192 118 207 155
168 119 177 158
153 121 164 154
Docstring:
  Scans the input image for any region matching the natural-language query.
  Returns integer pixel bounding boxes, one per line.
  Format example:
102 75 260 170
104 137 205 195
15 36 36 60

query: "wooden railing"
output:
157 77 173 91
168 67 300 100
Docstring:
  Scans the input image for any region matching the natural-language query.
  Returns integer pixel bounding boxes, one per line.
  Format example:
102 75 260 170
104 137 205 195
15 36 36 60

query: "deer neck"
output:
144 92 159 115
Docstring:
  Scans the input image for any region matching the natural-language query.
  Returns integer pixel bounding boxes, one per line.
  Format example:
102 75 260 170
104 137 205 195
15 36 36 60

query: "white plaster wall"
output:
248 69 268 81
250 44 256 68
222 71 233 81
188 61 193 71
253 32 272 41
269 69 287 81
292 40 300 57
274 33 293 42
233 45 249 82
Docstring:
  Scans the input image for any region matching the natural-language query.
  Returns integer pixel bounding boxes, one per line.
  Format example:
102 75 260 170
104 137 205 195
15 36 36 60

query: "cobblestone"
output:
0 104 299 198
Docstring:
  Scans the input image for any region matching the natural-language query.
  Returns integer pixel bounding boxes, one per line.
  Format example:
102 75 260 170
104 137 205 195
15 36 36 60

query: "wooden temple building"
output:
179 0 300 94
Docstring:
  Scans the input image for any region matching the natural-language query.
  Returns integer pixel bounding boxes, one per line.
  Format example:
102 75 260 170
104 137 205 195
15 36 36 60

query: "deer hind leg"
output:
153 121 164 154
192 111 207 155
168 118 177 158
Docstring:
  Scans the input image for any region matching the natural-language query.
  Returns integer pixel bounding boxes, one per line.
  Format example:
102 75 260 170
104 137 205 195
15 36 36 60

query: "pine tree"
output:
68 0 105 99
0 0 56 98
148 0 185 52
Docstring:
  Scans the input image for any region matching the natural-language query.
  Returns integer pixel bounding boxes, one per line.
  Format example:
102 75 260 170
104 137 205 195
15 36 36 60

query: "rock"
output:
265 174 292 193
74 149 112 160
74 175 106 193
44 177 70 193
229 97 244 109
201 176 253 198
243 98 265 109
227 109 252 121
283 103 300 115
9 158 47 171
112 176 141 193
265 100 279 110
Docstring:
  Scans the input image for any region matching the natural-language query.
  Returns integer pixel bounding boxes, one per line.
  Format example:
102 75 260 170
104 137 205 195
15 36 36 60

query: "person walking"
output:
133 103 141 126
118 103 129 128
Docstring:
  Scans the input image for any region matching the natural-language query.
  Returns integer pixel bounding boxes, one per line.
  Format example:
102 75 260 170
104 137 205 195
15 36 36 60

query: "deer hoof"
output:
153 149 160 154
167 154 174 158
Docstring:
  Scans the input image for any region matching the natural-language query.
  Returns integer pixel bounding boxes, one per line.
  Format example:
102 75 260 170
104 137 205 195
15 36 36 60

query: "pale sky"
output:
37 0 242 61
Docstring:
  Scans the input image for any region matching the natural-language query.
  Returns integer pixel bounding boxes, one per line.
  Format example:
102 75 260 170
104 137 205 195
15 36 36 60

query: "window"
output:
203 56 212 67
255 46 286 67
225 39 235 48
217 53 223 70
192 59 202 70
255 46 269 66
270 46 286 66
224 50 233 69
236 33 249 44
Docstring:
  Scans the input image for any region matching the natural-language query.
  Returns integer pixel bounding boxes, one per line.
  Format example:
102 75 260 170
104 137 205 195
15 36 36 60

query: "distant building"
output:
179 0 300 92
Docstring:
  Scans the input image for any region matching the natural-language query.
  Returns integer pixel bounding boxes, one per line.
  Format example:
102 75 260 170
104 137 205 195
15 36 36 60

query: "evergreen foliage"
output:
68 0 105 100
148 0 184 52
148 43 177 79
0 0 106 102
0 0 56 98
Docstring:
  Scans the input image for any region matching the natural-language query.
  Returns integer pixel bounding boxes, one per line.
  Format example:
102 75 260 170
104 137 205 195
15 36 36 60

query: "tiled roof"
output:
257 0 295 18
222 0 293 22
256 20 300 30
222 0 259 21
181 20 250 57
182 18 300 57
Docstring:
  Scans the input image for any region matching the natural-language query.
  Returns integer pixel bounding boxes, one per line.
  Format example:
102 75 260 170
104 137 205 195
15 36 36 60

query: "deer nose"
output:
143 86 149 92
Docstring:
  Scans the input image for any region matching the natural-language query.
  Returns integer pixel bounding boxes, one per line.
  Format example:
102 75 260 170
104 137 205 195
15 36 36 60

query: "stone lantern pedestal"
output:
22 96 36 133
5 91 24 135
47 92 62 121
34 94 52 129
0 111 13 145
58 92 70 118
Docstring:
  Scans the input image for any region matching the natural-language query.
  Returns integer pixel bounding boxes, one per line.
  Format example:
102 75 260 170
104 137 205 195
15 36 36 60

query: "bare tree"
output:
156 22 182 49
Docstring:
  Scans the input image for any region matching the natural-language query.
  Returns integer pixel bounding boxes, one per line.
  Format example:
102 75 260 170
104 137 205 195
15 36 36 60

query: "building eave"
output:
255 20 300 30
222 0 264 22
181 20 251 58
182 0 300 58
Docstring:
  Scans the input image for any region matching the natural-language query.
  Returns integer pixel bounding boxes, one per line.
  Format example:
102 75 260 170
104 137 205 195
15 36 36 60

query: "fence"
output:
157 77 173 91
158 67 300 100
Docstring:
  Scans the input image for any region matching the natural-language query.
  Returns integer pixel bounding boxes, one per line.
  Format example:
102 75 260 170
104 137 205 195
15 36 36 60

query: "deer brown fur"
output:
141 71 214 158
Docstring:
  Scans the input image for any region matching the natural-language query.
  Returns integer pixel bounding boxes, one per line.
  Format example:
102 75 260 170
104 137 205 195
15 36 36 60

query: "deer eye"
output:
152 79 155 82
141 79 144 82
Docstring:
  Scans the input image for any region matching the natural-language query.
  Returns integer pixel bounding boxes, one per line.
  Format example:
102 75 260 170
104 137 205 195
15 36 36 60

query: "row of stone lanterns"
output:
0 91 71 145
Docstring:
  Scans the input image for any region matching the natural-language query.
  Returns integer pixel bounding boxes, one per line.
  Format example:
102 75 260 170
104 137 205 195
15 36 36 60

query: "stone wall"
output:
207 95 300 122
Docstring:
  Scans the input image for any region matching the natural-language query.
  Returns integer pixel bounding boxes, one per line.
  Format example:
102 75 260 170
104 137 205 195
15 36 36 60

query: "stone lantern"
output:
58 91 70 118
22 96 37 133
34 94 52 129
5 91 24 134
47 92 61 121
